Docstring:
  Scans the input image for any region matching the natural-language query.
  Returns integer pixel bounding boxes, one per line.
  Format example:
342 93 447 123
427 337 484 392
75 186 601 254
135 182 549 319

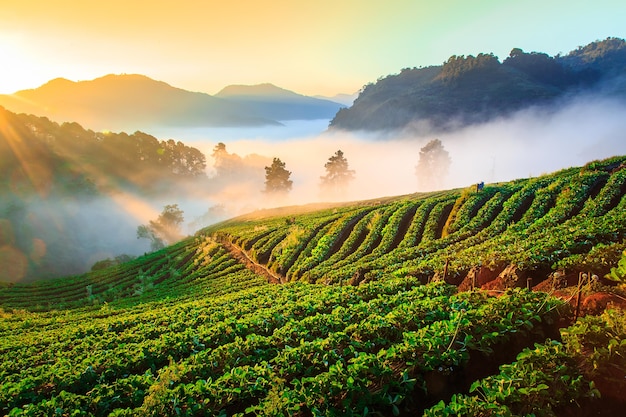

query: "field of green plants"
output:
1 155 626 416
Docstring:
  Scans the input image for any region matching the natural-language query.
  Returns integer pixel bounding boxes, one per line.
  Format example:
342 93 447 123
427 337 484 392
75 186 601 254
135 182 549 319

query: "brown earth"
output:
215 236 284 284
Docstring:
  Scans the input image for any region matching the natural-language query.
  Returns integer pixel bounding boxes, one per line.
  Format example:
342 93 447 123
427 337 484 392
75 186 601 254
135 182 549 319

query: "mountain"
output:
215 83 343 120
0 76 345 132
0 74 279 132
2 155 626 415
0 74 340 131
314 92 358 106
329 37 626 132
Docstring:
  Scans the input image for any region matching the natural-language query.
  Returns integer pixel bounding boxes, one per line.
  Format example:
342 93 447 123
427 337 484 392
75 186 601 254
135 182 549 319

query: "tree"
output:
137 204 185 251
211 142 245 179
439 53 500 83
91 254 136 271
415 139 451 191
264 158 292 194
320 150 355 197
211 142 229 176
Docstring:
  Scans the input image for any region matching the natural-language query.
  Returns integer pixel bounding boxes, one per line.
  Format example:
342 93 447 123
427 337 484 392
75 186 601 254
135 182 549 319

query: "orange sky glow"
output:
0 0 625 96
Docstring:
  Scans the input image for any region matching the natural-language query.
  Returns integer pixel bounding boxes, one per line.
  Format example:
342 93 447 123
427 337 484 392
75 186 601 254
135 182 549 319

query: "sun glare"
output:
0 36 41 94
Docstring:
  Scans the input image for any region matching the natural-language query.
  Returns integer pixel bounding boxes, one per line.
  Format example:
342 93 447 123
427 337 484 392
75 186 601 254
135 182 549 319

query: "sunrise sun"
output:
0 35 41 94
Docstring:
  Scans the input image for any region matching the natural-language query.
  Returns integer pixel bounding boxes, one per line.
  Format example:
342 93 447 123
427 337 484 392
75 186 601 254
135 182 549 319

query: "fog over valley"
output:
2 88 625 283
181 91 626 212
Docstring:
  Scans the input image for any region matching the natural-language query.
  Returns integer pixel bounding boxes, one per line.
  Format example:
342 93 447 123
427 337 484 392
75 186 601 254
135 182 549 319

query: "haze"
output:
180 92 626 219
2 1 626 281
4 89 626 282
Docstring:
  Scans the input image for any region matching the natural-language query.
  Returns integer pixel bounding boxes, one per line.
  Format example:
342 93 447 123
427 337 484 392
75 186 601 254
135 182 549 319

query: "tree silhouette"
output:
137 204 185 251
415 139 451 191
320 150 355 197
264 158 292 194
211 142 243 178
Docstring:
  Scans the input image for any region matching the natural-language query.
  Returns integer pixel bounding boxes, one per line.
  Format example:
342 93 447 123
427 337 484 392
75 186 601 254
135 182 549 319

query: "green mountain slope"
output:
329 37 626 132
1 155 626 416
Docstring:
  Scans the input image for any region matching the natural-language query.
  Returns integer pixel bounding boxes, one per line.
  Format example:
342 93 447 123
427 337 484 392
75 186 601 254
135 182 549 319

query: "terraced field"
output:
212 155 626 288
1 155 626 416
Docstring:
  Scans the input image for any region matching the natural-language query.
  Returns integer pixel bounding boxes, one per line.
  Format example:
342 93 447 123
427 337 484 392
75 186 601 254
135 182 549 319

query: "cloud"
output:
10 90 626 281
178 91 626 227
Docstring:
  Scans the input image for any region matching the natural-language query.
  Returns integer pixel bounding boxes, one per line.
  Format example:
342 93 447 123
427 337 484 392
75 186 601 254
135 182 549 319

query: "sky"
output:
1 0 625 97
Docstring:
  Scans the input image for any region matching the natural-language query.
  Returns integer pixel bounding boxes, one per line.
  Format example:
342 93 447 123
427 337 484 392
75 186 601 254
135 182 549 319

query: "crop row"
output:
2 279 443 412
0 235 270 311
2 156 625 312
424 308 626 417
2 281 565 416
199 157 626 289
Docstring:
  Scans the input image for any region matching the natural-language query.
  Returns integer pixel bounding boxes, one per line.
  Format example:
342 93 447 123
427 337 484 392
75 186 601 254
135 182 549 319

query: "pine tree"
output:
415 139 451 191
264 158 293 194
320 150 355 197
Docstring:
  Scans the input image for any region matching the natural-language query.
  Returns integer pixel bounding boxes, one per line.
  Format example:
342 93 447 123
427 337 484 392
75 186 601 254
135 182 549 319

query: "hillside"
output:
1 155 626 415
0 75 341 132
0 106 209 280
329 37 626 132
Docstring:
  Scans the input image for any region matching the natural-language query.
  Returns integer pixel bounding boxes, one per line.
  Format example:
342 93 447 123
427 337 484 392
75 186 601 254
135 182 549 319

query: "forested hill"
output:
329 37 626 132
0 106 208 280
0 106 207 194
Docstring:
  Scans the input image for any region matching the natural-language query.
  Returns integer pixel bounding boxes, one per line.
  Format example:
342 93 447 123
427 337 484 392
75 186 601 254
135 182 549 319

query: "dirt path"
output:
216 236 284 284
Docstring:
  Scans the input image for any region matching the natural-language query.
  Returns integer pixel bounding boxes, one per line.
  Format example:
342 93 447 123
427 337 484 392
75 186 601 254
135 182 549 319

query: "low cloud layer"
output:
7 92 625 282
182 92 626 218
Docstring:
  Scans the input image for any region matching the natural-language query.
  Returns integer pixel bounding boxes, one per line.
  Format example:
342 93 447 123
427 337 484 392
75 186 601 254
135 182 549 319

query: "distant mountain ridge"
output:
329 37 626 132
0 75 342 132
216 83 303 98
215 83 343 120
314 92 358 106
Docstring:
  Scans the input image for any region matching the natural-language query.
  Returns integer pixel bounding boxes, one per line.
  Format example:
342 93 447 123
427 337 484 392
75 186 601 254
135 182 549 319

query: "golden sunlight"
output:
0 35 40 94
0 110 52 198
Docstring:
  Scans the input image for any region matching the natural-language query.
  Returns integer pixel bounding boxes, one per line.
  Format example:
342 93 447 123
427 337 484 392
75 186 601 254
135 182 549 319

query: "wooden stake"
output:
526 277 533 291
443 259 449 283
574 272 584 321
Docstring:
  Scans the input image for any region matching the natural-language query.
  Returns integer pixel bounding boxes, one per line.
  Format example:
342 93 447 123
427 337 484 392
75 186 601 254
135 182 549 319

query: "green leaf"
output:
469 381 481 393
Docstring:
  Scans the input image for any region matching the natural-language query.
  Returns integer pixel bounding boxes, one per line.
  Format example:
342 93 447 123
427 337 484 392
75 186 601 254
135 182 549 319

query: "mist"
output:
1 195 153 282
6 92 626 282
175 92 626 226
